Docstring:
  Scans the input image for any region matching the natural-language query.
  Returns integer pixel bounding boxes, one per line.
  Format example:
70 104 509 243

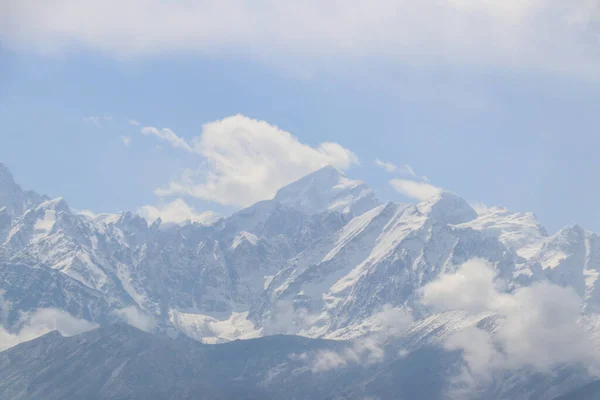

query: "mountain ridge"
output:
2 161 600 340
2 162 600 399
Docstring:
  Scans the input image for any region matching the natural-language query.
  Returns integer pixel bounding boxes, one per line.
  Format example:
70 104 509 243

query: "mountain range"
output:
1 161 600 399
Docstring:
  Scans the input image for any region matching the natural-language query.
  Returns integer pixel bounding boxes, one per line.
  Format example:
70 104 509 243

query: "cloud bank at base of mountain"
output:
295 304 414 372
0 307 97 351
423 259 600 381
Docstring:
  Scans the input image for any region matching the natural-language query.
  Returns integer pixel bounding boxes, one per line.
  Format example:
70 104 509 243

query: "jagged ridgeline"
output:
1 162 600 399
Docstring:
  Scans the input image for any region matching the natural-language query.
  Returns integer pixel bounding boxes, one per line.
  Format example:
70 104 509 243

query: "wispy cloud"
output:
2 0 599 78
83 115 113 128
470 201 491 215
141 126 194 152
262 300 320 336
0 308 98 352
295 305 413 373
137 199 218 225
398 165 416 177
128 119 141 126
375 159 416 177
374 159 398 173
111 306 156 332
83 116 101 128
390 178 442 201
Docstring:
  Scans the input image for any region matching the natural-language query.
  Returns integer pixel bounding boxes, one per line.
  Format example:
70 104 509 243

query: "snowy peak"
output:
114 211 152 245
273 165 380 216
0 162 26 217
456 205 548 257
534 224 587 270
37 197 70 213
82 212 120 227
117 211 148 230
0 162 46 218
416 191 477 225
555 224 587 242
3 196 89 250
471 206 546 234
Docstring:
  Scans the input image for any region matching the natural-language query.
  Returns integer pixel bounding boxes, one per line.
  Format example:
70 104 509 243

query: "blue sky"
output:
1 0 600 232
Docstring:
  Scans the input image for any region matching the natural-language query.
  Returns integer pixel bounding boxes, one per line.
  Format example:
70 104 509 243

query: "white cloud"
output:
305 305 413 372
83 116 101 128
397 165 416 177
84 115 113 127
421 259 500 314
120 136 132 146
309 340 385 373
374 159 398 173
138 199 218 225
311 350 350 372
375 159 416 177
1 0 599 78
371 304 414 339
153 115 358 207
128 119 141 126
421 259 600 380
442 325 500 385
141 126 193 152
111 306 156 332
0 308 98 351
262 300 317 336
390 179 442 201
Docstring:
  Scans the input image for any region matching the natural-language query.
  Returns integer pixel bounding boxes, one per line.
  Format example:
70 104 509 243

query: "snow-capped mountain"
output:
1 161 600 352
272 164 380 216
251 191 521 338
4 161 600 399
0 163 47 220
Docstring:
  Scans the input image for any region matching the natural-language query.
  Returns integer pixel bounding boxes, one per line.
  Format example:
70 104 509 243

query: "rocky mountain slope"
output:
2 162 600 399
0 324 349 400
0 323 591 400
3 162 600 340
555 380 600 400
